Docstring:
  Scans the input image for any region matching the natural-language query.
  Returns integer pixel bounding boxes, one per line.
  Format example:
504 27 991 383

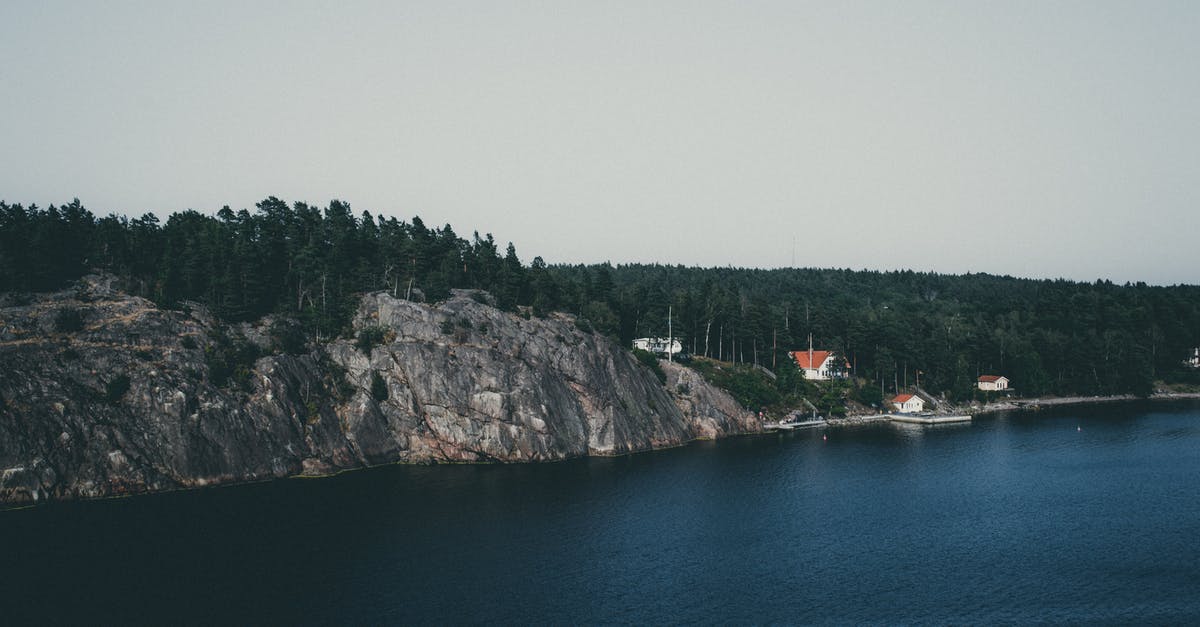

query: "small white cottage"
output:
892 394 924 414
632 337 682 357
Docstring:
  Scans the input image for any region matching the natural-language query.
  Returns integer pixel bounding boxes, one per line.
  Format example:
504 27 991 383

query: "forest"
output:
3 198 1199 404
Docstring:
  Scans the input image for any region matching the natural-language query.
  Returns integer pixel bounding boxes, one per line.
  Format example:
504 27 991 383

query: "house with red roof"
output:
977 375 1009 391
892 393 924 413
788 347 849 381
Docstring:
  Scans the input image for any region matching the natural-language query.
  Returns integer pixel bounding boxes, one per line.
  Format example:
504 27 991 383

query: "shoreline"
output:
9 393 1199 510
785 392 1200 430
972 391 1200 416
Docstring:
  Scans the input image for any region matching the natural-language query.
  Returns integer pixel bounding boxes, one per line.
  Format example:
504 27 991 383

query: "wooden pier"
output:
764 420 826 431
886 414 972 425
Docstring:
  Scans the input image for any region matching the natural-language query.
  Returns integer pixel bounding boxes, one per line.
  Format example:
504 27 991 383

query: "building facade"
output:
789 349 848 380
892 394 925 413
632 337 683 357
977 375 1009 391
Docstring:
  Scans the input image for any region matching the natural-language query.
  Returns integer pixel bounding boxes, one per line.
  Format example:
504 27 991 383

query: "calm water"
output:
4 401 1200 624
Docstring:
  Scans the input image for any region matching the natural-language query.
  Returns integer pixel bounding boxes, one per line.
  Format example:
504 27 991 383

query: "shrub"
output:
632 348 667 384
370 371 389 402
270 319 307 355
204 330 261 389
690 358 781 411
105 375 131 403
317 351 356 401
853 380 884 407
54 307 85 333
180 335 198 350
356 326 388 353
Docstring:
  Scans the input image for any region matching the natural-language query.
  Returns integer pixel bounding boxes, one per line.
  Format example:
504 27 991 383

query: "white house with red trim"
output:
977 375 1009 391
789 349 849 380
892 393 924 413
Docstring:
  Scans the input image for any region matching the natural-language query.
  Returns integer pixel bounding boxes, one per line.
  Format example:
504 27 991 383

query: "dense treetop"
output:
0 198 551 340
3 198 1198 401
555 264 1200 401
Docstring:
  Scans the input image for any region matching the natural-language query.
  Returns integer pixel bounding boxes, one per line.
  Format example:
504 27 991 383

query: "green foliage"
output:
632 348 667 384
0 198 540 346
105 374 130 404
356 326 389 353
690 358 781 411
816 380 849 417
370 371 389 402
853 379 884 407
270 319 307 355
549 264 1200 400
579 300 618 337
180 335 198 350
5 198 1198 401
54 307 84 333
204 331 260 390
318 352 356 402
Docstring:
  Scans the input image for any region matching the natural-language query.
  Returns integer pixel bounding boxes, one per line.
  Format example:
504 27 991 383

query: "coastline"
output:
972 391 1200 416
795 392 1200 430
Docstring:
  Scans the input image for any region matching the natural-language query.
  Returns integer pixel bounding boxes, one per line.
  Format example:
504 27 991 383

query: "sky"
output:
2 1 1198 285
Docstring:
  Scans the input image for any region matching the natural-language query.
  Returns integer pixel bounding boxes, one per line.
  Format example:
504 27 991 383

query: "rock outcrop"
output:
0 277 759 505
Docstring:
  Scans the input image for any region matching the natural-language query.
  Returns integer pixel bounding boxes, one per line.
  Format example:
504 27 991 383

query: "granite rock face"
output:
0 277 759 505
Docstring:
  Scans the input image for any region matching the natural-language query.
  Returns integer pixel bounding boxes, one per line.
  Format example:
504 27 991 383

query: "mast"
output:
667 305 673 363
808 333 814 376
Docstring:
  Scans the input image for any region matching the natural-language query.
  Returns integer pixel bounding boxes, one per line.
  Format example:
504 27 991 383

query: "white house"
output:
1188 348 1200 369
632 337 682 357
977 375 1009 391
892 394 925 413
789 349 849 381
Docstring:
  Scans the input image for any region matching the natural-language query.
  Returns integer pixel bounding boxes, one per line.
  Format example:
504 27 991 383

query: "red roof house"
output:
892 393 924 413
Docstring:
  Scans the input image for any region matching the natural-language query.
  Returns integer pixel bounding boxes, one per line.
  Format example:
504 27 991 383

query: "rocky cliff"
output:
0 276 759 506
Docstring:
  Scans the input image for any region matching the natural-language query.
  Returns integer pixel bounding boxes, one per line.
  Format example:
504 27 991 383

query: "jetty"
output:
764 419 826 431
886 413 972 425
764 413 973 431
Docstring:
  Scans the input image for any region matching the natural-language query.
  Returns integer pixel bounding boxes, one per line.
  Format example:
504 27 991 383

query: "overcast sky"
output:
2 1 1198 284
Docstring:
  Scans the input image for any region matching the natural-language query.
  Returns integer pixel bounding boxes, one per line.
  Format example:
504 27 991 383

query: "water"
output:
4 401 1200 624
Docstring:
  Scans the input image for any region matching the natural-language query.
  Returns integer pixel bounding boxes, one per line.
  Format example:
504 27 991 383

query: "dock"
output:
764 420 826 431
886 414 972 425
764 413 973 431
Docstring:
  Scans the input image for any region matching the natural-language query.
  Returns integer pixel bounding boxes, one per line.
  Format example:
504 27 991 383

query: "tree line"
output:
0 198 561 340
550 263 1200 400
4 198 1199 400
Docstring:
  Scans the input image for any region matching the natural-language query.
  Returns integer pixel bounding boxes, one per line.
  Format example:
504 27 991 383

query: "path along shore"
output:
974 391 1200 416
787 392 1200 430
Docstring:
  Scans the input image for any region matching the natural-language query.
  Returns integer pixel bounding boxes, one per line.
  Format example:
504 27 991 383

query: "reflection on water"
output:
3 400 1200 624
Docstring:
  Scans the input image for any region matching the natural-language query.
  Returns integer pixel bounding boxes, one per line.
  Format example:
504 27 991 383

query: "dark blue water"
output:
5 401 1200 624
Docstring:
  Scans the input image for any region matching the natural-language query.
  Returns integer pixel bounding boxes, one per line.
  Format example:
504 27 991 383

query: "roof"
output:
791 350 834 370
893 394 918 403
978 375 1007 382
